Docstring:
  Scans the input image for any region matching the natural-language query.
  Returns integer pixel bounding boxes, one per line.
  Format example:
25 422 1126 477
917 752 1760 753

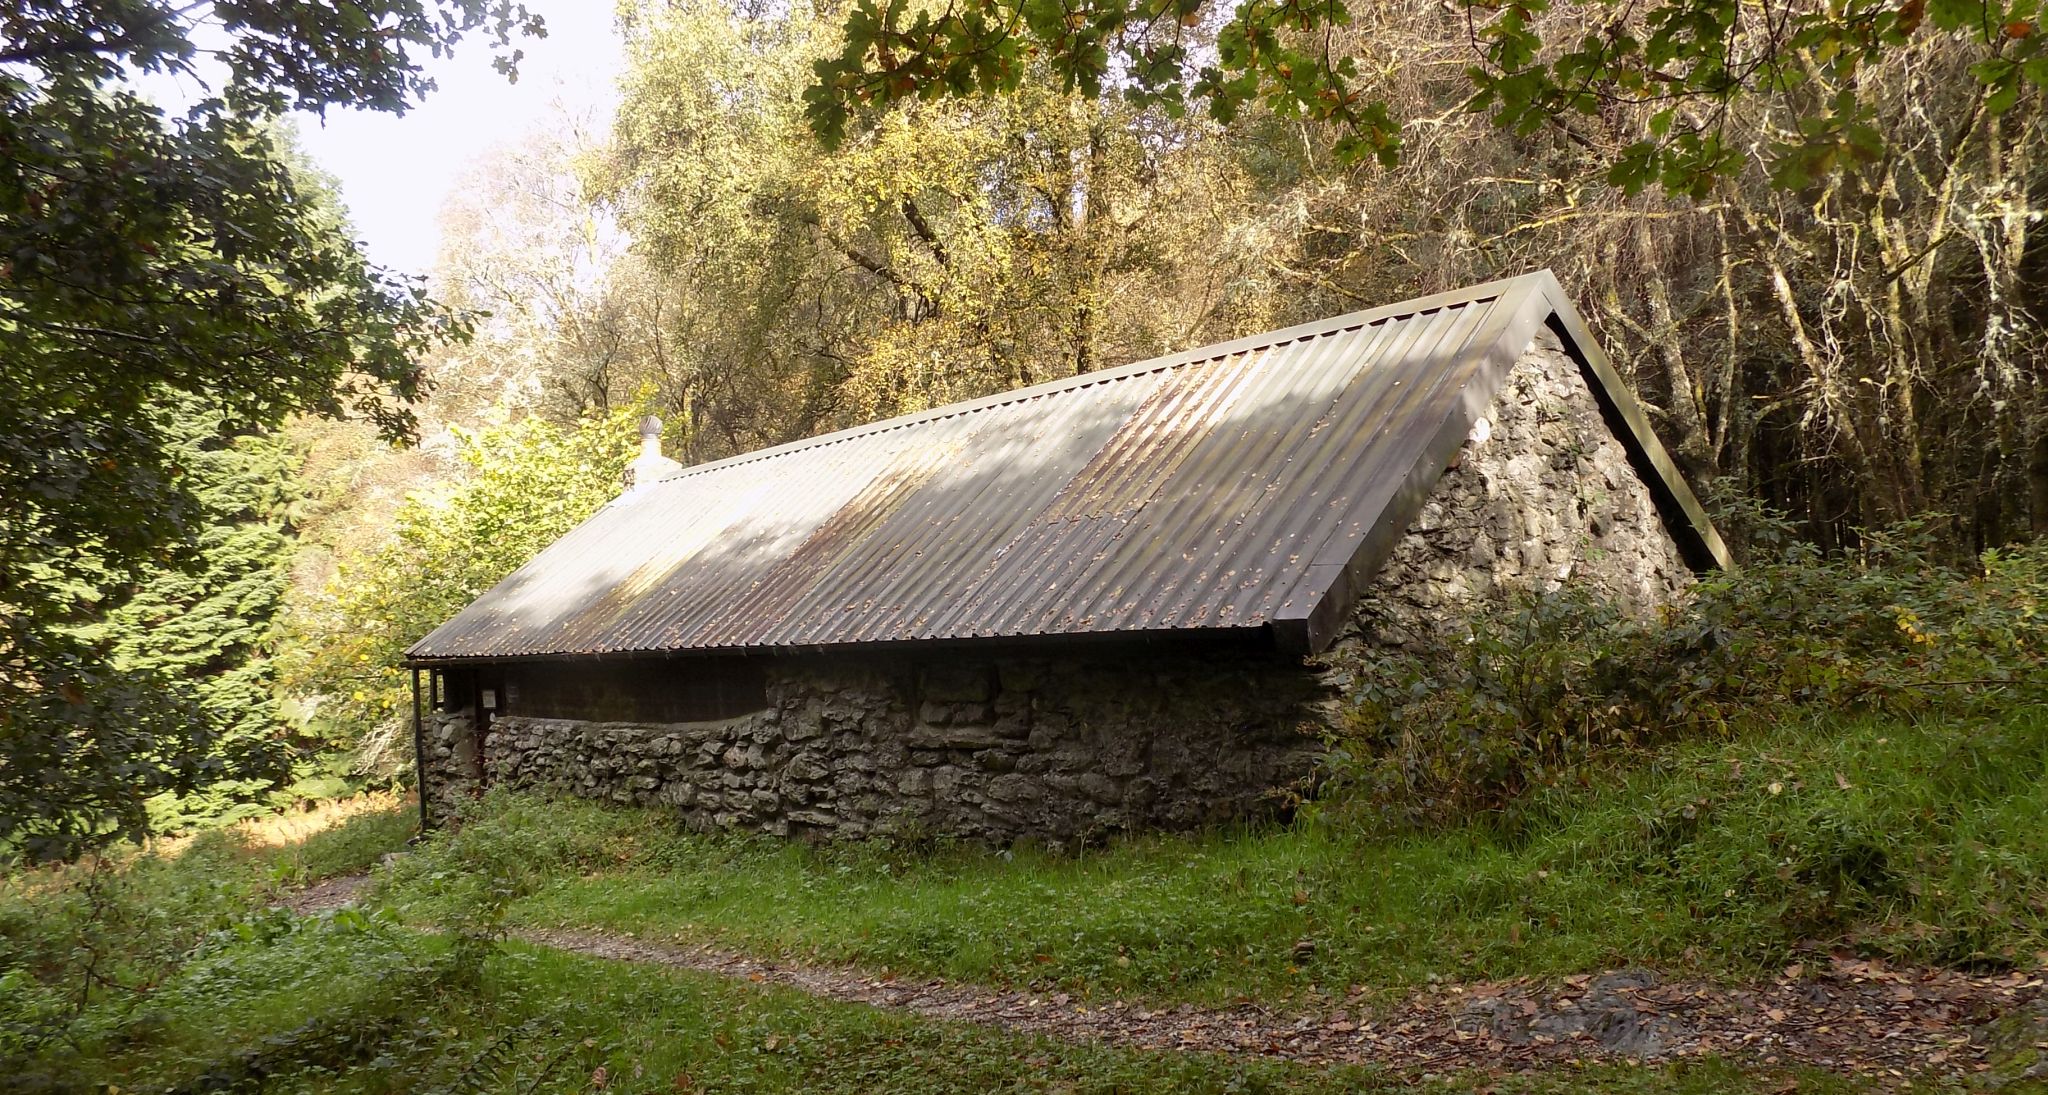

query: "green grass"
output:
0 795 413 920
28 915 1880 1095
0 796 420 1070
8 711 2044 1092
289 801 419 880
382 704 2048 1007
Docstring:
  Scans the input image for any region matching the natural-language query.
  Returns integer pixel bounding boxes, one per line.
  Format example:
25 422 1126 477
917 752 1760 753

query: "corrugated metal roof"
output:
408 271 1727 663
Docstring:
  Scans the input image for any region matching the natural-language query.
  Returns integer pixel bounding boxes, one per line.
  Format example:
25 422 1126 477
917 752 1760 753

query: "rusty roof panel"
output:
408 271 1727 663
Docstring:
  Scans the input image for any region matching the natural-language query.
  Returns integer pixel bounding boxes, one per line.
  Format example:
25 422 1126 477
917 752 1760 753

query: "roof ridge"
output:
644 274 1543 490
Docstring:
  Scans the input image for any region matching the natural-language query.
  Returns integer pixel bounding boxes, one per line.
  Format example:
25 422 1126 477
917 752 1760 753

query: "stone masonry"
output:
428 651 1321 843
1341 328 1692 650
422 329 1694 841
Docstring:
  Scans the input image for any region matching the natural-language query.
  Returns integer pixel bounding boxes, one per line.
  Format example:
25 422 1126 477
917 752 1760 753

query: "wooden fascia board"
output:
1529 271 1734 573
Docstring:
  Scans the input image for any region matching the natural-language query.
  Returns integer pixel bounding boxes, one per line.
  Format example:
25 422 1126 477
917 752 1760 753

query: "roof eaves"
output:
1269 269 1732 656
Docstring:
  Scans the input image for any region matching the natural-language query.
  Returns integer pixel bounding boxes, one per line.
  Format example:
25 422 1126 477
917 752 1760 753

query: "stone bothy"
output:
407 272 1728 841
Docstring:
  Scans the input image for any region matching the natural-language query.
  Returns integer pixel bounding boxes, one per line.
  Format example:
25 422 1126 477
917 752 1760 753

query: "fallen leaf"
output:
1835 772 1852 790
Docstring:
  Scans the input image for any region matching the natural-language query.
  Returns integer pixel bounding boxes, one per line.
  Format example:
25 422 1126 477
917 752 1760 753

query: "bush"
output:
0 801 418 1083
1321 519 2048 831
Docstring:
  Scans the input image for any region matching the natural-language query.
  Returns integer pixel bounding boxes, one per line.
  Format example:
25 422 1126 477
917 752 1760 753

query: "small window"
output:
503 659 767 723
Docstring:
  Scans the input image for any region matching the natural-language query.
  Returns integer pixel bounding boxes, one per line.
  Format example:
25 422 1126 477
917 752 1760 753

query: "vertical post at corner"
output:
411 666 430 833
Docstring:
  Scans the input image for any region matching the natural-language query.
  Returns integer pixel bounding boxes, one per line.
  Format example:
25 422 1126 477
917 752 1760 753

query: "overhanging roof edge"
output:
1530 272 1734 572
1273 270 1732 655
1271 276 1558 653
402 622 1280 668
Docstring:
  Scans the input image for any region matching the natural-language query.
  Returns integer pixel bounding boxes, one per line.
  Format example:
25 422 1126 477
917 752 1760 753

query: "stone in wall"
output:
457 649 1322 845
1340 327 1693 650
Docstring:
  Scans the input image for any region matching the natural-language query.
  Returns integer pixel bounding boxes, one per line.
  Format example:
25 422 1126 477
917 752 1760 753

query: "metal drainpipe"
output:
411 667 430 832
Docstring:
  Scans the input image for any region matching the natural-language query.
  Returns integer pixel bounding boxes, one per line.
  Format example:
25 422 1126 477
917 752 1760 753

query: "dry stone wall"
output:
421 330 1697 840
1341 328 1693 650
428 651 1321 843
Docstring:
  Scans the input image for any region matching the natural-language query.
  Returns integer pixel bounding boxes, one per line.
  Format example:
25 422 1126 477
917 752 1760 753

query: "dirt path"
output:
517 926 2041 1081
282 872 372 915
284 873 2042 1081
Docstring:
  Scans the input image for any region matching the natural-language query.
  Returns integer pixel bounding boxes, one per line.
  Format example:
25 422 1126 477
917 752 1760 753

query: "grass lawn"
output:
380 704 2048 1008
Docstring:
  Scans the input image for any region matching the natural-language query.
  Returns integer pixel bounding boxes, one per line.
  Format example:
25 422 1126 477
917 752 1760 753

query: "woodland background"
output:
6 0 2045 846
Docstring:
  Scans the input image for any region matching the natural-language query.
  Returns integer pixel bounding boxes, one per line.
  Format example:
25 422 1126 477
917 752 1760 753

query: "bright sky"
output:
139 0 623 278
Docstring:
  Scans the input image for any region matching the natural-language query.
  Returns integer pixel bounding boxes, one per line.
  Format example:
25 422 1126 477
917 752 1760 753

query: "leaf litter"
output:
515 926 2046 1083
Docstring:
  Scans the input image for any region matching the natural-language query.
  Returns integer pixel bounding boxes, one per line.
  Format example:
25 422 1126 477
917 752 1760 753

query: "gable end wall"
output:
1339 327 1693 652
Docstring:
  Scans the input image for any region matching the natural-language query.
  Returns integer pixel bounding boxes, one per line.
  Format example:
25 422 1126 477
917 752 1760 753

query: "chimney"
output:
624 415 682 490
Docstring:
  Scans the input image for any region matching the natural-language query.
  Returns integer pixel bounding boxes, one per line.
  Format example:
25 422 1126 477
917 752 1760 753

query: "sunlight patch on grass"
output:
382 705 2048 1008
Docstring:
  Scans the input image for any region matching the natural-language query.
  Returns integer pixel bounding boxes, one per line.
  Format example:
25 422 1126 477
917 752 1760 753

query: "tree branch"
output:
899 197 950 268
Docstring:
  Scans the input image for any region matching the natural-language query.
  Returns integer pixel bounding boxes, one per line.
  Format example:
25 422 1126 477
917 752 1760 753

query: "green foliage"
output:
0 797 417 1079
281 408 639 768
809 0 2047 192
589 0 1264 454
808 0 1400 166
0 1 545 858
1323 524 2048 829
62 397 308 835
